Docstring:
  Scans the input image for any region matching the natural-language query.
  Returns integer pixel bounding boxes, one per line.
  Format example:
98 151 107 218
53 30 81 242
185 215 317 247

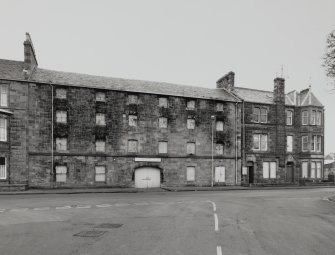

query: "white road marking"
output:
114 203 130 207
217 246 222 255
55 206 72 210
33 207 50 211
207 201 216 212
177 201 185 204
10 208 28 212
76 205 92 209
214 213 219 231
96 204 113 208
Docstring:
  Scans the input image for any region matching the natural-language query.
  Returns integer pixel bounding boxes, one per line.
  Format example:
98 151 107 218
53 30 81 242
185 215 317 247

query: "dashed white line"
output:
114 203 130 207
33 207 50 211
214 213 219 231
10 208 29 212
96 204 113 208
76 205 92 209
55 206 72 210
217 246 222 255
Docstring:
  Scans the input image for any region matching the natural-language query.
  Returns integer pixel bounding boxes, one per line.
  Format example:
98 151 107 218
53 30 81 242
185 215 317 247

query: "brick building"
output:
0 34 324 189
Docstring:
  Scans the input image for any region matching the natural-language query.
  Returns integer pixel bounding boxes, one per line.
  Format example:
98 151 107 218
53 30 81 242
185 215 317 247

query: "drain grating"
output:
95 223 123 229
73 230 107 237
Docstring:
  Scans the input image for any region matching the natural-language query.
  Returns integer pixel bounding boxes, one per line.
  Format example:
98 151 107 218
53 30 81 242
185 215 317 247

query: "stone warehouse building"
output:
0 34 324 189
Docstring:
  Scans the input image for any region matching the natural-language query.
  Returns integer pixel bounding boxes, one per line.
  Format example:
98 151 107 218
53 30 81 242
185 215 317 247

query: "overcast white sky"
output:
1 0 335 153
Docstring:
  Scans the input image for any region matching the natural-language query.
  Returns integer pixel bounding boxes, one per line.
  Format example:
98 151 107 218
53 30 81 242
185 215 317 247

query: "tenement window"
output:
311 162 316 178
186 142 196 154
159 97 168 108
159 117 167 128
316 111 322 126
215 166 226 182
216 121 224 131
95 166 106 182
186 100 195 110
216 103 224 112
0 157 6 180
128 140 138 153
187 118 195 129
216 143 224 155
55 166 67 183
56 138 67 151
310 110 316 125
287 135 293 152
128 95 138 104
286 110 293 125
301 162 308 178
95 140 106 152
316 162 322 178
56 111 67 123
186 166 195 181
263 162 277 179
0 117 7 142
55 88 67 99
311 135 322 152
96 92 106 102
0 84 8 107
253 134 267 151
302 136 308 152
302 111 308 125
96 113 106 126
129 115 138 127
158 141 168 154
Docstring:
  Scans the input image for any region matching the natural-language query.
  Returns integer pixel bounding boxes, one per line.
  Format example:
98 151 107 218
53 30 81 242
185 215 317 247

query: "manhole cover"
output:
73 230 107 237
95 223 123 229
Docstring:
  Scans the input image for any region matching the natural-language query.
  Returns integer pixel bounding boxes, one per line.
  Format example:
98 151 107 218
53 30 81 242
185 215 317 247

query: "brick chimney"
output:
216 72 235 90
24 33 38 72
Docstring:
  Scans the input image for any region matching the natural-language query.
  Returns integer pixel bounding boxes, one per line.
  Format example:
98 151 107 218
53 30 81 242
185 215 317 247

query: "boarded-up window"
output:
186 100 195 110
302 111 308 125
96 140 106 152
252 108 260 122
159 97 168 108
187 118 195 129
302 136 308 151
96 113 106 126
216 121 224 131
186 166 195 181
96 92 106 102
310 110 316 125
0 84 8 107
56 166 67 183
128 140 138 153
0 118 7 141
287 136 293 152
158 141 168 154
260 108 267 123
95 166 106 182
128 95 138 104
216 143 224 155
56 111 67 123
186 142 195 154
159 117 167 128
129 115 137 127
263 162 277 179
286 110 293 125
56 138 67 151
56 88 67 99
311 162 316 178
0 157 6 180
216 103 224 112
316 162 322 178
215 166 225 182
302 162 308 178
316 111 322 126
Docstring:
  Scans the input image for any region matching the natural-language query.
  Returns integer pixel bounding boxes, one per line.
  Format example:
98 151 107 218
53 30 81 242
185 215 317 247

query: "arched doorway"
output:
134 167 161 188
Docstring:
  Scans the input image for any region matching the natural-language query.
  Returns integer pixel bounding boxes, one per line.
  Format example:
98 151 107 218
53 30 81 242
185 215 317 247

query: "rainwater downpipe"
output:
50 82 54 184
235 102 238 185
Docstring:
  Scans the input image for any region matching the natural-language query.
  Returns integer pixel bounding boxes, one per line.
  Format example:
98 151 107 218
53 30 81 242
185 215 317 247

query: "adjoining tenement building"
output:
0 34 324 189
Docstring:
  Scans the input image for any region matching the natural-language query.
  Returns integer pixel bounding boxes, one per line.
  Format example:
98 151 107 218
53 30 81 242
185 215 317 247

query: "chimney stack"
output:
216 71 235 90
24 33 38 72
273 77 285 104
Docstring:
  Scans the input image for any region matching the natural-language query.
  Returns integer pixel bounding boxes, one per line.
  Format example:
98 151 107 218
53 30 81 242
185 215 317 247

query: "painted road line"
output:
10 208 29 212
114 203 130 207
96 204 113 208
33 207 50 211
55 206 72 210
76 205 92 209
207 201 216 212
214 213 219 231
217 246 222 255
134 202 150 205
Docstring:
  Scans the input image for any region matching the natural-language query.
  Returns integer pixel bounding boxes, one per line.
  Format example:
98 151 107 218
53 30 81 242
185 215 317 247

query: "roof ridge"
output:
234 87 273 93
0 58 24 64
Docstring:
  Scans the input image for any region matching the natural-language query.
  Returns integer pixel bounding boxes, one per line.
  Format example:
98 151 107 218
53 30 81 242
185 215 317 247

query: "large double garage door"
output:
134 167 161 188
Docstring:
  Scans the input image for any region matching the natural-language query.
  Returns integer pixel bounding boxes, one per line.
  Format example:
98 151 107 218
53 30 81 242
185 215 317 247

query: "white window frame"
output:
128 94 138 104
187 118 195 130
287 135 293 152
186 100 195 110
310 162 316 178
216 143 224 155
316 136 322 152
186 142 196 155
302 136 308 152
95 140 106 152
301 162 308 178
253 107 260 123
0 117 7 142
55 165 67 183
215 166 226 182
55 88 67 99
0 84 8 107
56 137 67 151
316 162 322 178
216 103 224 112
158 141 168 154
95 92 106 102
286 110 293 125
128 140 138 153
186 166 195 181
95 166 106 182
129 115 138 127
316 111 322 126
260 108 268 123
310 110 316 125
302 111 308 125
159 97 168 108
253 134 267 151
216 121 224 131
159 117 167 128
96 113 106 126
263 161 277 179
0 157 6 180
56 111 67 123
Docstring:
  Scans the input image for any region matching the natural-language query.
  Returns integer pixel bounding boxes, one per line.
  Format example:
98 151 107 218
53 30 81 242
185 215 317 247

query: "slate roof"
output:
0 59 238 102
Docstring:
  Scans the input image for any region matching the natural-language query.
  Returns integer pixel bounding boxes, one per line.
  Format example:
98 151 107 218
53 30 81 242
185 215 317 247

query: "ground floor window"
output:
95 166 106 182
215 166 225 182
301 162 308 178
263 161 276 179
186 166 195 181
0 157 6 180
56 166 67 183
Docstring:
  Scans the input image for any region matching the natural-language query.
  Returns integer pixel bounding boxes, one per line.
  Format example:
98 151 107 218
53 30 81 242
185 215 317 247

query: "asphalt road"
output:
0 188 335 255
